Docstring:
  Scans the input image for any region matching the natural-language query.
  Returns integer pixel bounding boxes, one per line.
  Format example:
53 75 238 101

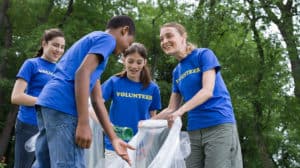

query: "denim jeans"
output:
14 119 38 168
33 106 85 168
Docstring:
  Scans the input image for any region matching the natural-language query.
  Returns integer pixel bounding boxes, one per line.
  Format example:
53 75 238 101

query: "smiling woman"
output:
155 22 243 168
10 28 65 168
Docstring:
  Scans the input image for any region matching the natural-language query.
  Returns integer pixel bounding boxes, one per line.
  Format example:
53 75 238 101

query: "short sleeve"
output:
198 49 221 73
101 77 114 101
88 34 116 61
16 59 35 83
172 69 180 93
149 85 162 111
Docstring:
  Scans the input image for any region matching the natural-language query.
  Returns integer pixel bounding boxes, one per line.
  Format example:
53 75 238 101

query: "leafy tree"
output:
0 0 299 167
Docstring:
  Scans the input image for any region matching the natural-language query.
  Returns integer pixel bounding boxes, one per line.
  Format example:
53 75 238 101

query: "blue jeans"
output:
33 106 85 168
14 119 38 168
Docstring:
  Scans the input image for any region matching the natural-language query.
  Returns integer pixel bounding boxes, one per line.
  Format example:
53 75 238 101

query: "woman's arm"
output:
169 69 216 119
152 92 182 120
11 78 37 106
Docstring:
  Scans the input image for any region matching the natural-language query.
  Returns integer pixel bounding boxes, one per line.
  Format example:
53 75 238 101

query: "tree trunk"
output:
0 0 12 117
194 0 216 47
247 0 277 167
253 101 276 168
0 0 9 27
259 0 300 99
0 0 11 78
0 106 18 158
0 0 15 164
38 0 54 24
59 0 74 28
151 10 165 78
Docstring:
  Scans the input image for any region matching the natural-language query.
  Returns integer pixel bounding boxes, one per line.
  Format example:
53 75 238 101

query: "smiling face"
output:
124 52 146 82
42 36 65 63
160 26 187 58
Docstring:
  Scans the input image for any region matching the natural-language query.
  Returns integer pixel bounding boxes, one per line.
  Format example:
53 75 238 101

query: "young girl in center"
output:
100 42 162 160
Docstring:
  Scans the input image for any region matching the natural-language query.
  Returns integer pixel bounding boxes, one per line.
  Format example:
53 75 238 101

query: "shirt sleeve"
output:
198 49 221 73
101 77 114 101
172 69 180 93
88 34 116 61
149 85 162 111
16 59 35 83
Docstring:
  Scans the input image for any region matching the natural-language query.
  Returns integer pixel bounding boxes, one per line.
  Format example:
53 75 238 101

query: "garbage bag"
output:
25 132 39 152
85 117 105 168
106 117 190 168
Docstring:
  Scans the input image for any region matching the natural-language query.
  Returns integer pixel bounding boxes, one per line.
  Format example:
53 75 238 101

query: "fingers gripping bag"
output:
105 117 191 168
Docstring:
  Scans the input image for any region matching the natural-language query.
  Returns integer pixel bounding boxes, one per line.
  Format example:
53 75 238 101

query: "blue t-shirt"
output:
102 76 162 150
16 57 56 125
172 48 235 131
37 31 116 116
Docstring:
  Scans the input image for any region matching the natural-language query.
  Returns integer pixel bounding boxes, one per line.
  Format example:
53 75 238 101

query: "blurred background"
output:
0 0 299 167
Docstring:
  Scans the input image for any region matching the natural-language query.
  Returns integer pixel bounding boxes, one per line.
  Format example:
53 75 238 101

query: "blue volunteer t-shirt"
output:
37 31 116 116
16 57 56 125
102 76 162 150
172 48 235 131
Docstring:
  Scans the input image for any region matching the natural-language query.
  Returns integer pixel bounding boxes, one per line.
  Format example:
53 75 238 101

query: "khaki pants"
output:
186 123 243 168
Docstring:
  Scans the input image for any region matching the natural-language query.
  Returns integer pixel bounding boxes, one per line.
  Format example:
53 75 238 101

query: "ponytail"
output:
186 42 197 55
35 47 43 57
140 65 152 89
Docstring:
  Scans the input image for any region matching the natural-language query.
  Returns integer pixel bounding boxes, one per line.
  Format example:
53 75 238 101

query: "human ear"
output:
183 32 187 39
121 26 129 36
41 40 47 47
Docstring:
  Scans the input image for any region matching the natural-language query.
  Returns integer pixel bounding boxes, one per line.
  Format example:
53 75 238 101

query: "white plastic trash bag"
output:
25 132 39 152
106 117 191 168
85 117 105 168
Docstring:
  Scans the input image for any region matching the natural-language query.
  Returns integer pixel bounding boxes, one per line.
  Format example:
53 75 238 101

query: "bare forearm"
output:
177 88 212 115
92 100 117 140
11 94 37 106
152 108 175 119
177 69 215 114
153 93 182 119
11 79 36 106
75 71 90 125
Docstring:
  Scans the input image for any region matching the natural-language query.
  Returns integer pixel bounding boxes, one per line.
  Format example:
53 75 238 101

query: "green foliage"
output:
0 0 299 167
0 163 7 168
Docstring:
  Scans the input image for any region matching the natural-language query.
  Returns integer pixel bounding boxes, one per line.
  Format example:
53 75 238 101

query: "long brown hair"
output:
115 43 152 89
35 28 64 57
161 22 196 54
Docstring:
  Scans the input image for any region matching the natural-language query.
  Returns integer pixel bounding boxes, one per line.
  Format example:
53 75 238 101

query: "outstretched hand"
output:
111 138 135 166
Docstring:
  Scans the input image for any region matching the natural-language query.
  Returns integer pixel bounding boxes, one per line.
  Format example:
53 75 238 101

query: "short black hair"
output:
106 15 135 35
